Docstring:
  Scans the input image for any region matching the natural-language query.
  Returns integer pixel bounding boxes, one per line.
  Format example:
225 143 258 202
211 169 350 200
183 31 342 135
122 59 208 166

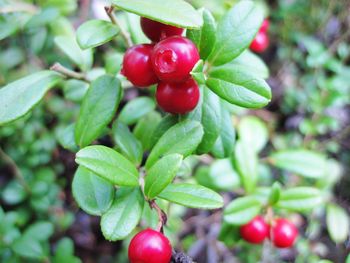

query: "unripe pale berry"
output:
128 229 172 263
156 78 200 114
270 218 298 248
250 32 269 53
141 17 184 42
121 44 158 88
151 36 200 83
240 216 269 244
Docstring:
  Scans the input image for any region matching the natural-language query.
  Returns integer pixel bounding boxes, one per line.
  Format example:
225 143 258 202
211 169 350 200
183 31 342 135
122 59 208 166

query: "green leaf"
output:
72 166 115 216
118 97 156 125
53 238 81 263
268 182 281 205
150 115 178 148
158 183 223 209
238 116 268 153
269 150 327 179
144 154 183 199
0 20 19 41
187 8 216 60
75 145 139 187
207 64 271 108
1 181 27 205
113 122 143 165
75 75 121 147
77 19 119 49
0 71 62 126
101 187 144 241
230 50 269 79
187 87 221 154
112 0 203 29
55 35 93 71
224 196 261 225
195 159 240 191
190 60 206 85
63 79 89 102
211 102 236 158
327 204 350 244
56 124 78 152
25 8 60 29
145 120 204 169
24 221 54 241
208 1 264 66
12 236 44 260
276 187 322 211
232 140 258 193
134 111 162 151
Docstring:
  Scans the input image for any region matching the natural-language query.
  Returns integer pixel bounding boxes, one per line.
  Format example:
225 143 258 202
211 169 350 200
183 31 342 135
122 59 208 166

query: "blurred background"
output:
0 0 350 262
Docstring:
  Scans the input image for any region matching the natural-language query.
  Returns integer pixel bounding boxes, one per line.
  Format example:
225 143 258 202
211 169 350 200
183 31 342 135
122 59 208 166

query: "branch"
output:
50 63 88 82
105 6 133 48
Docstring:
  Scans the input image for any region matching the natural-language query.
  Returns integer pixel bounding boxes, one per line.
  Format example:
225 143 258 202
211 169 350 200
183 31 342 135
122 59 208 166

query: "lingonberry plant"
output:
2 0 346 262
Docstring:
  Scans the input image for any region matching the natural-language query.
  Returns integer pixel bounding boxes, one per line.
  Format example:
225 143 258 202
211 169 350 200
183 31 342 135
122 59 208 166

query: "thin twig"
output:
149 200 168 232
0 147 30 193
50 63 89 82
104 6 133 48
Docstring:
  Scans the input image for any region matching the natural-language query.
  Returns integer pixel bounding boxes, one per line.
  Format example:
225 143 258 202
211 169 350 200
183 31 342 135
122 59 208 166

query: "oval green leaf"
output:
54 35 93 71
276 187 323 211
101 187 144 241
187 8 216 59
145 120 204 169
112 0 203 29
211 102 236 158
326 204 350 244
75 75 122 147
224 196 261 225
208 1 264 66
77 19 119 49
158 183 223 209
207 64 271 108
113 122 143 165
75 145 139 186
72 166 115 216
144 154 183 199
238 116 268 153
118 97 156 125
0 71 62 126
269 149 327 179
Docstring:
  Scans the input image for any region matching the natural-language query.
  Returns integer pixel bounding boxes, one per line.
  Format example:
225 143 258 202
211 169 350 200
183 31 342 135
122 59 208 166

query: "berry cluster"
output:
240 216 298 248
122 18 201 114
128 229 172 263
250 19 270 53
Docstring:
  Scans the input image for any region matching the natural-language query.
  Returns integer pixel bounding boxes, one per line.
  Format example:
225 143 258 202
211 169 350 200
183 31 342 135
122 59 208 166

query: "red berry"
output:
270 218 298 248
128 229 172 263
121 44 158 88
250 32 269 53
156 78 200 114
240 216 269 244
141 17 184 42
151 36 200 83
259 19 270 33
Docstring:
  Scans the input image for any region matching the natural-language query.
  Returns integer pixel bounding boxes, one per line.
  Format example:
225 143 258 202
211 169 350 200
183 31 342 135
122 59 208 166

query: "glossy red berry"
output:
151 36 200 83
250 32 269 53
259 19 270 33
128 229 172 263
121 44 158 88
270 218 298 248
141 17 184 42
156 78 200 114
239 216 269 244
